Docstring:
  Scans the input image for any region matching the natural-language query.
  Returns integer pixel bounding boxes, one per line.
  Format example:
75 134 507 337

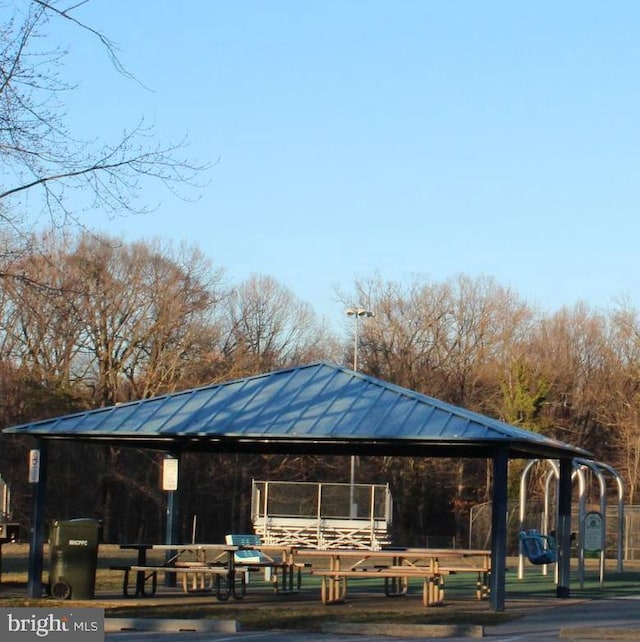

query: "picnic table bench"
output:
112 544 255 600
109 562 234 597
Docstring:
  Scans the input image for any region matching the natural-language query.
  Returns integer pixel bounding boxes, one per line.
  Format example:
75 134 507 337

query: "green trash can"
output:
48 518 102 599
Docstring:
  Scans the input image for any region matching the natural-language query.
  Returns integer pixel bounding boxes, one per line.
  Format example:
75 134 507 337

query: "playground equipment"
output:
518 529 556 565
518 458 624 587
0 474 20 584
251 480 392 550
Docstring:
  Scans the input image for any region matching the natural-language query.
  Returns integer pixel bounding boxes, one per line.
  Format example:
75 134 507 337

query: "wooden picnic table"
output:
113 543 299 600
295 547 491 606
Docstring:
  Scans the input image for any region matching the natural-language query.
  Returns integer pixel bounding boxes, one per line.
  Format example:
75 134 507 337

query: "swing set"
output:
518 458 624 587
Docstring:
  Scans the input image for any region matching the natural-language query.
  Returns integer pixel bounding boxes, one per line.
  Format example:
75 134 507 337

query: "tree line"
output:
0 230 638 547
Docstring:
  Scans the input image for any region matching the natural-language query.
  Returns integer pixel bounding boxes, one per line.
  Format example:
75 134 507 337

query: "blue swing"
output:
518 529 556 565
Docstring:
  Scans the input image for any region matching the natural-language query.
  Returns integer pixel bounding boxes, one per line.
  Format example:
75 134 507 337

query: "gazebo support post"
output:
556 457 573 598
27 438 48 598
490 445 508 611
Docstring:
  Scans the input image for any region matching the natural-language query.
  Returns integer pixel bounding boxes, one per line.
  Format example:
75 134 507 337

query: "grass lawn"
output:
0 543 637 631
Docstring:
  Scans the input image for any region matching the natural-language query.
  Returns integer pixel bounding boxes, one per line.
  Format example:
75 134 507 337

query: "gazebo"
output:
4 361 592 610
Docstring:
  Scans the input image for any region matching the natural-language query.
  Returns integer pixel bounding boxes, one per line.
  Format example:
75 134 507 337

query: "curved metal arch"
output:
518 458 624 581
576 459 624 574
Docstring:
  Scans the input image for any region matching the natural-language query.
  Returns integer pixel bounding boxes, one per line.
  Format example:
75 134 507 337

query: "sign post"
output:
162 455 179 586
583 511 605 587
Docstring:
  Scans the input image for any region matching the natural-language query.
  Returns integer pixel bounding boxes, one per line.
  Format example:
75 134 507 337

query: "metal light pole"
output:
345 307 374 517
345 307 375 370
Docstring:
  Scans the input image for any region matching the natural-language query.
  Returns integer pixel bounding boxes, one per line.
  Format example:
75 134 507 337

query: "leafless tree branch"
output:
1 0 209 229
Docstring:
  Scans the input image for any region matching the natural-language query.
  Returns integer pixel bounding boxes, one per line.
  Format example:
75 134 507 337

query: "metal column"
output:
27 440 48 598
490 445 508 611
556 457 573 598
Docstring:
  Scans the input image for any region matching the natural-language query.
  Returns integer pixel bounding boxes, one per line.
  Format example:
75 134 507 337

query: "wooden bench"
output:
246 559 305 594
310 566 446 606
110 563 240 599
437 564 491 601
310 562 491 606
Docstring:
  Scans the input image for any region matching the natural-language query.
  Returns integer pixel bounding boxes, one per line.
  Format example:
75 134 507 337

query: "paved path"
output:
486 595 640 640
105 595 640 642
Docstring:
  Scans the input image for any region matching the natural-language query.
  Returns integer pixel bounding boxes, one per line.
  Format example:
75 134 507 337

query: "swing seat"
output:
518 530 556 565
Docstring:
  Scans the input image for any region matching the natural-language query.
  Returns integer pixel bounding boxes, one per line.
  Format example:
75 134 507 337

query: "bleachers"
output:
252 480 392 550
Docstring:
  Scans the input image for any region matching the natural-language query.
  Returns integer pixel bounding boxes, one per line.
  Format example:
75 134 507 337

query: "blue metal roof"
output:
3 361 591 459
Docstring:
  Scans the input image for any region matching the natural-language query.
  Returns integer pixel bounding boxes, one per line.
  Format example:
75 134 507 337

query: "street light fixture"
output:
344 307 375 518
345 307 375 371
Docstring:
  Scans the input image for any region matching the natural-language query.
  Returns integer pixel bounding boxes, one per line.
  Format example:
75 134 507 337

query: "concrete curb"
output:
105 618 238 633
560 627 640 640
321 622 484 638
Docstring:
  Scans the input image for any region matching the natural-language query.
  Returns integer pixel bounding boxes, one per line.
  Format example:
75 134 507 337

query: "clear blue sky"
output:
48 1 640 327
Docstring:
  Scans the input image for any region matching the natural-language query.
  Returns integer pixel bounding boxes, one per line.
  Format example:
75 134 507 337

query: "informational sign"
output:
584 511 604 552
162 457 179 491
28 449 40 484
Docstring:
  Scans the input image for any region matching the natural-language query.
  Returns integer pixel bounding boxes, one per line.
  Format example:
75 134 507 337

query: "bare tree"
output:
344 273 537 544
0 1 206 231
597 303 640 502
120 240 225 398
0 230 224 405
0 230 87 387
220 274 338 376
348 274 530 408
528 303 610 450
64 234 223 405
345 277 447 389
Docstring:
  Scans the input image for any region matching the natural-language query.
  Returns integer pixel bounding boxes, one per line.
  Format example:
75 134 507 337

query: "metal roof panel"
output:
3 361 592 459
